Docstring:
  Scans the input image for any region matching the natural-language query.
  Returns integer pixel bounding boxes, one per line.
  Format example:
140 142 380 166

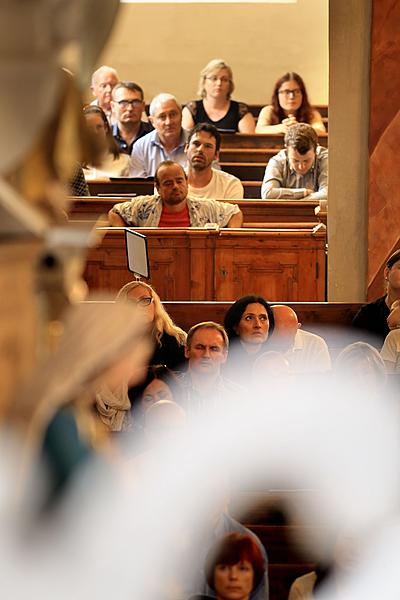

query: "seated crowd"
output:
14 248 399 600
76 62 329 204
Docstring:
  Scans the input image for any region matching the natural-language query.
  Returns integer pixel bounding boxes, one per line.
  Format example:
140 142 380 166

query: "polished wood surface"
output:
220 132 328 149
69 196 319 223
84 227 326 301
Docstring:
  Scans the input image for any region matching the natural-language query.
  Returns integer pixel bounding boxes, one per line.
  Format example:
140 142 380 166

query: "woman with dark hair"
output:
82 104 129 178
256 72 326 135
128 364 181 422
182 59 255 133
223 295 275 382
190 532 266 600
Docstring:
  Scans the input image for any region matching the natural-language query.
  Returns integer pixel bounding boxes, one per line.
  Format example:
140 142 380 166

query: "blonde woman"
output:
116 281 187 370
182 59 255 134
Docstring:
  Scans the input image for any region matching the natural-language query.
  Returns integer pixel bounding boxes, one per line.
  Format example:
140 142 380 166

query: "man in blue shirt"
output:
129 93 189 178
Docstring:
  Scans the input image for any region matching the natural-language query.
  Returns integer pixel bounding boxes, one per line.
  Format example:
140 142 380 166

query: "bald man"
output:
271 305 331 373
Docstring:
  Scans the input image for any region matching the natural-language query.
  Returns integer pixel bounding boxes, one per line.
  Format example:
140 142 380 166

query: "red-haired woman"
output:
190 532 267 600
256 72 326 135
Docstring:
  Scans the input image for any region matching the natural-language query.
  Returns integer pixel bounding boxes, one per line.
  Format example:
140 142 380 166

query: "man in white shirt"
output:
90 65 119 123
271 304 331 373
185 123 244 199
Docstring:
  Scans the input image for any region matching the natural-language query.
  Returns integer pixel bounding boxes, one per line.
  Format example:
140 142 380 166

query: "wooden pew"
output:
221 162 267 180
220 133 328 149
247 104 328 119
84 227 326 301
219 147 279 163
88 178 154 197
68 197 320 224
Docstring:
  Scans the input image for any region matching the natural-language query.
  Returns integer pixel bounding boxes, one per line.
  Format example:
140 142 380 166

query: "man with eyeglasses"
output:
261 123 328 200
111 82 153 154
129 93 189 178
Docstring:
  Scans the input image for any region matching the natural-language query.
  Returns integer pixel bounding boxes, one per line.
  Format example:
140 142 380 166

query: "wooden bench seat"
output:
247 104 328 119
68 197 319 224
221 162 266 180
221 132 328 149
220 147 279 163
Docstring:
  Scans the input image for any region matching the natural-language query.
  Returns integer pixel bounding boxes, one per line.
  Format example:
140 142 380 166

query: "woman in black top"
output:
182 59 255 134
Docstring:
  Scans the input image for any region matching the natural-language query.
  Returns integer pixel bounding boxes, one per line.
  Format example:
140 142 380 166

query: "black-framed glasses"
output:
278 88 302 97
117 99 143 108
129 296 153 307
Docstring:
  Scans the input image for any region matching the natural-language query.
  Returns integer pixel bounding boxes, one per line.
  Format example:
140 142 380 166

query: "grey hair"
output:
149 93 181 117
91 65 119 87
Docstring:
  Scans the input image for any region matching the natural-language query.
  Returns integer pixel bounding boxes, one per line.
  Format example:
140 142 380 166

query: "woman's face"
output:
126 285 155 328
277 78 303 115
234 303 270 346
141 378 174 412
85 112 108 141
214 560 254 600
204 68 231 101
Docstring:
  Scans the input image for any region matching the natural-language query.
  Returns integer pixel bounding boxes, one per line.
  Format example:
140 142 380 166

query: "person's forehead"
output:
242 302 267 315
158 165 185 181
96 70 118 84
288 147 315 159
192 328 224 345
114 87 142 101
155 99 180 116
144 378 169 393
190 131 216 146
280 79 299 90
85 112 103 125
209 67 229 77
127 285 150 298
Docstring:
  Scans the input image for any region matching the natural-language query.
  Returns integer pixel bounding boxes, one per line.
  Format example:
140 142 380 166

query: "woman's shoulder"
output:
257 104 274 122
184 100 201 117
236 100 250 118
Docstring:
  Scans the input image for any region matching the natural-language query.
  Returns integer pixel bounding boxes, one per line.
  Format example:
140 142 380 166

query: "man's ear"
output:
184 345 190 359
148 115 155 127
184 142 189 154
297 322 302 329
215 150 220 162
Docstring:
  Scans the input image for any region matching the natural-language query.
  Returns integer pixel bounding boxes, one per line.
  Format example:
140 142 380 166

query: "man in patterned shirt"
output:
108 160 243 228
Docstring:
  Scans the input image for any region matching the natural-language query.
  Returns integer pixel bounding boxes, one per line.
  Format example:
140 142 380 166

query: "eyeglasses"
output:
117 99 143 108
278 88 302 97
206 76 230 84
129 296 153 307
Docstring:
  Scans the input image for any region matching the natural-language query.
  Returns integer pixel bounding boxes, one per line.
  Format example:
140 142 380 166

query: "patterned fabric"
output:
111 195 240 227
69 164 90 196
261 146 328 200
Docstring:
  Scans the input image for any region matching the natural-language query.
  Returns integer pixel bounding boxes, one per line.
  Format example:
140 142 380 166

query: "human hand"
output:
282 114 298 131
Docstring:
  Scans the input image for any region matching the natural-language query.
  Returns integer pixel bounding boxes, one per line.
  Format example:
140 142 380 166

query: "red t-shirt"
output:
158 205 190 227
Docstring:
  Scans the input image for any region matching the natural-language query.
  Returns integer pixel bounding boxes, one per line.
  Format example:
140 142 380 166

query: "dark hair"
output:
128 364 181 421
284 123 318 154
112 81 144 101
188 122 221 152
82 104 120 160
270 72 314 125
386 249 400 269
205 533 265 593
224 295 275 341
154 160 187 185
186 321 229 350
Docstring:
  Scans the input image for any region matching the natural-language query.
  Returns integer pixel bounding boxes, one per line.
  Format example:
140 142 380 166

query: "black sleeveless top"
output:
185 99 249 132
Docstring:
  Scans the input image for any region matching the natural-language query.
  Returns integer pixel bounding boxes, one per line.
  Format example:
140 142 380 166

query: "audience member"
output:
116 280 187 371
82 105 129 178
111 81 153 154
181 322 241 417
271 305 331 373
128 364 181 428
189 532 267 600
129 93 188 177
108 160 243 227
182 59 255 134
186 123 244 199
261 123 328 200
223 296 275 381
90 65 119 123
252 351 290 377
144 399 186 446
333 342 386 398
352 249 400 345
256 72 326 135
